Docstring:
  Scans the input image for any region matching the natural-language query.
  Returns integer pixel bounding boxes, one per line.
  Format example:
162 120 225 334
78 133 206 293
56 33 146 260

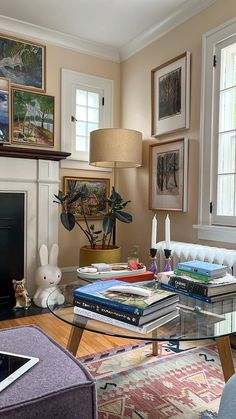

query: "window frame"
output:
61 69 113 171
194 18 236 244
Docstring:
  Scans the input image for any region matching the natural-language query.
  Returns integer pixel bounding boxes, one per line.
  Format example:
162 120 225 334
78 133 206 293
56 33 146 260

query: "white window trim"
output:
195 17 236 244
61 69 113 171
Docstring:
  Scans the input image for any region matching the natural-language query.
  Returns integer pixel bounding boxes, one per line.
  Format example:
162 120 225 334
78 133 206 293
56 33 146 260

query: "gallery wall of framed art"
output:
0 33 55 147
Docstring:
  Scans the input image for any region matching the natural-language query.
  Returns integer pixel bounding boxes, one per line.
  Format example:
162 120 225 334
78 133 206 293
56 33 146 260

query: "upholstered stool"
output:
0 325 97 418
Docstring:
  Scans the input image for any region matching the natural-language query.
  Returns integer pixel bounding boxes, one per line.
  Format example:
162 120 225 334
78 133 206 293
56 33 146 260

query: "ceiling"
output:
0 0 216 60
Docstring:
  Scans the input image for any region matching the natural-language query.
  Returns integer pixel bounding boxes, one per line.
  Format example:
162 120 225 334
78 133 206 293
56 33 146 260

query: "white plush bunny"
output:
33 244 65 308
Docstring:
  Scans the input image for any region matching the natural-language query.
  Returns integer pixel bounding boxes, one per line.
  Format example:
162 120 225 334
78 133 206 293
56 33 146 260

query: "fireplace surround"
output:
0 146 69 300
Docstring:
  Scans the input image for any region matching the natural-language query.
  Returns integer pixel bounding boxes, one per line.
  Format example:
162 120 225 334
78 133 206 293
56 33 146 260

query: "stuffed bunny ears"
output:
39 244 59 266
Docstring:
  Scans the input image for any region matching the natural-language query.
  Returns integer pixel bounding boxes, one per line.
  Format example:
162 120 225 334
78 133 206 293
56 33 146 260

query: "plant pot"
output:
79 245 121 267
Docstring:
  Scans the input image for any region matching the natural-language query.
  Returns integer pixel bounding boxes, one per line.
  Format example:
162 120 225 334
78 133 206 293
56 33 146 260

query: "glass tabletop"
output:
47 280 236 342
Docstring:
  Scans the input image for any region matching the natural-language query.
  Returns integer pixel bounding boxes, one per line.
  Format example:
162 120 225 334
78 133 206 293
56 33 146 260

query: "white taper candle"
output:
165 214 170 250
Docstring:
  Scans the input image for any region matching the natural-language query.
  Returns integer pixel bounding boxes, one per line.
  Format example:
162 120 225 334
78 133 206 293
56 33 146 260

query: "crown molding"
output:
119 0 217 61
0 0 217 64
0 14 120 63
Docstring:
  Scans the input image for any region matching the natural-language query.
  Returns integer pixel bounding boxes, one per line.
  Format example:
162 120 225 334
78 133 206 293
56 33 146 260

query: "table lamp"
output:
89 128 142 243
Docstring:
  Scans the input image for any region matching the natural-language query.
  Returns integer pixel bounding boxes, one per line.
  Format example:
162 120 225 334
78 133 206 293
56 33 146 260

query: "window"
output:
61 69 113 170
195 19 236 244
212 37 236 225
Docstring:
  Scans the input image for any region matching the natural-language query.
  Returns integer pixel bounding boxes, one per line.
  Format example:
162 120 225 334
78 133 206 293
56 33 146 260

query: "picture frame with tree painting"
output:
151 52 190 136
149 138 188 211
12 89 54 147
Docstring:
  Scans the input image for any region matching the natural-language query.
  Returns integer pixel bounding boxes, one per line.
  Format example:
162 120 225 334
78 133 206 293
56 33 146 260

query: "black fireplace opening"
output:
0 193 24 305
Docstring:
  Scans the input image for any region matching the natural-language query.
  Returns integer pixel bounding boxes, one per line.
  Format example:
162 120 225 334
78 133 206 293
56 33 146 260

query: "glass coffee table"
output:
47 281 236 382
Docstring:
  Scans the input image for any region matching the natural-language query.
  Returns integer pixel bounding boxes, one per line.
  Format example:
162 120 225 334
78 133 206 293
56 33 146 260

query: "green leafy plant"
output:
54 186 132 249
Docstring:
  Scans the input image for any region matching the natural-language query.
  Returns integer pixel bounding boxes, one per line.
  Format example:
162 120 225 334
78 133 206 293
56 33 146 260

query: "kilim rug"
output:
82 340 235 419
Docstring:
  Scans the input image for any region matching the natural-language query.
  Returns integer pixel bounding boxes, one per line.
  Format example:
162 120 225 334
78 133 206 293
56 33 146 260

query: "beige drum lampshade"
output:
89 128 142 168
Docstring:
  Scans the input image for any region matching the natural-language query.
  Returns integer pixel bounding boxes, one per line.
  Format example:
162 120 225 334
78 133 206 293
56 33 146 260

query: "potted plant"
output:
54 186 132 265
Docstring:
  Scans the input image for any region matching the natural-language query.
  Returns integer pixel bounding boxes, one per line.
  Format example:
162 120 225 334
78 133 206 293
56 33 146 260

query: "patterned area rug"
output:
82 340 232 418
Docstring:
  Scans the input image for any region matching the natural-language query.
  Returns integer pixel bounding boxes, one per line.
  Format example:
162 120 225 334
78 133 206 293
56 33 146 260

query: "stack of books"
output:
73 280 179 334
158 260 236 303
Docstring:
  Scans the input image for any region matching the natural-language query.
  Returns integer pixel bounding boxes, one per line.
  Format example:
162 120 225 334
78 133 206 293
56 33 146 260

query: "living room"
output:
0 0 236 417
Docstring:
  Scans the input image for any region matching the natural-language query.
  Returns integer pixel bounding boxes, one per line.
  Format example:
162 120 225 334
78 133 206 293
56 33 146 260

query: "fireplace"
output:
0 193 24 303
0 146 70 303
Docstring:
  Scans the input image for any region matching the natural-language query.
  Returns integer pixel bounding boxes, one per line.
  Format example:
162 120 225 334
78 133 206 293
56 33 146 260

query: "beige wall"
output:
46 46 120 266
118 0 236 267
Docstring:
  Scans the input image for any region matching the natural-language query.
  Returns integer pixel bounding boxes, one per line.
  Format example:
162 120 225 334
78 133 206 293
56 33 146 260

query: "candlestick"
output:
163 249 172 272
165 214 170 250
148 248 158 288
151 214 157 249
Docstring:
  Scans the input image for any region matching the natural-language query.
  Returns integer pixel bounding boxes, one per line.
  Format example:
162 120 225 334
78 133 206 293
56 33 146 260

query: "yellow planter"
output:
79 245 121 267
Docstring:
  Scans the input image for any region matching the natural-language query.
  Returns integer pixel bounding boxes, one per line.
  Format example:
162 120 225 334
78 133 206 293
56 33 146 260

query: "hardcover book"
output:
73 305 179 334
174 268 211 282
73 280 178 316
176 260 227 277
73 296 178 326
159 272 236 297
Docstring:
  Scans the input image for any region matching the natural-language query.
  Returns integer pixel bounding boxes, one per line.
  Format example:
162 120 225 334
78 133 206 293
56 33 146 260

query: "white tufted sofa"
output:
156 241 236 275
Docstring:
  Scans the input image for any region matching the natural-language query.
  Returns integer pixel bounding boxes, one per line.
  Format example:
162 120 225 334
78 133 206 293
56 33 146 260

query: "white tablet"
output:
0 351 39 392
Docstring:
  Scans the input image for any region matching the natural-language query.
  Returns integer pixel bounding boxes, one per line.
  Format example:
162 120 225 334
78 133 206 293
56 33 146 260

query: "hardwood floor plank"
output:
0 313 137 357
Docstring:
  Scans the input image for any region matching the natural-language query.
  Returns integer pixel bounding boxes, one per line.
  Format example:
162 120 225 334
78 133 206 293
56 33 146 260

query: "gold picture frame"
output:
64 177 110 220
12 89 54 147
0 33 46 92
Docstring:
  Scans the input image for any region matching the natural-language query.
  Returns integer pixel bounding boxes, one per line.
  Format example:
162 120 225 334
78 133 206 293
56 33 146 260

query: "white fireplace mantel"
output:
0 148 69 296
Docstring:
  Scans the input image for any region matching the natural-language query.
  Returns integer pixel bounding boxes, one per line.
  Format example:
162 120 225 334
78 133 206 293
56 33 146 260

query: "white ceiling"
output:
0 0 216 61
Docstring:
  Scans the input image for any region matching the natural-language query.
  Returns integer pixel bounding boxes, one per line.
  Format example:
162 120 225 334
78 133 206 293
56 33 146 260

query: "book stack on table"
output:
73 280 179 334
158 260 236 303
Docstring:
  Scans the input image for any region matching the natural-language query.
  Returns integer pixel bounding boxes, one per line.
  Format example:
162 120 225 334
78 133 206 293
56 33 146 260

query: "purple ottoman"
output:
0 325 97 419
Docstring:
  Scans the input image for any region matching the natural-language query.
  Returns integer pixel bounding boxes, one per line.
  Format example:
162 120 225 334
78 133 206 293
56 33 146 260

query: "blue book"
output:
73 280 178 316
177 260 227 277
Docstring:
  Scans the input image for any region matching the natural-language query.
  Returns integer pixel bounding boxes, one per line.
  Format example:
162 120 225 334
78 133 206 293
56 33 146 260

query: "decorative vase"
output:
79 245 121 267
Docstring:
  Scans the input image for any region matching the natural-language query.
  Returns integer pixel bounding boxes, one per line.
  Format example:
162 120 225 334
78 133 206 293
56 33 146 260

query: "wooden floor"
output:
0 313 136 357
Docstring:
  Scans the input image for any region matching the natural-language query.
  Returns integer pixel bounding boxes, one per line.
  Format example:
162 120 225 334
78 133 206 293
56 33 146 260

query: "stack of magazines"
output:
73 280 179 334
158 260 236 303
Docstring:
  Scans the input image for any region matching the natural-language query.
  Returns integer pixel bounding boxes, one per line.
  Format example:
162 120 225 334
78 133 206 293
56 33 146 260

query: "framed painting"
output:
64 177 110 220
0 77 11 144
149 138 188 211
151 52 190 136
0 34 46 92
12 89 54 147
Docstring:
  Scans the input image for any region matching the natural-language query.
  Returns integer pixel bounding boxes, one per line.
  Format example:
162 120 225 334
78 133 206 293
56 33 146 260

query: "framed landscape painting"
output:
0 77 10 144
64 177 110 220
0 34 46 92
149 138 188 211
12 89 54 147
151 52 190 136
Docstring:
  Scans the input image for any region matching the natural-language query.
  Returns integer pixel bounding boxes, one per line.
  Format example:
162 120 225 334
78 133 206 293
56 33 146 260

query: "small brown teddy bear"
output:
12 278 31 310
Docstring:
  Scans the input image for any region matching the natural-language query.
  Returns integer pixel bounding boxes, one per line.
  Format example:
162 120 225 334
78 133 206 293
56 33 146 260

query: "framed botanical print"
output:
0 77 11 144
151 52 190 136
64 177 110 220
0 34 46 92
149 138 188 211
12 89 54 147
